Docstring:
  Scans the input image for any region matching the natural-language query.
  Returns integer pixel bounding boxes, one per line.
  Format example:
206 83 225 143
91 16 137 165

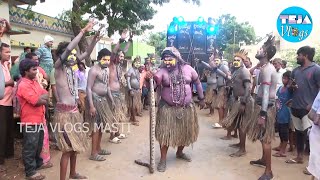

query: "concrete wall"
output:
0 2 11 44
10 23 72 56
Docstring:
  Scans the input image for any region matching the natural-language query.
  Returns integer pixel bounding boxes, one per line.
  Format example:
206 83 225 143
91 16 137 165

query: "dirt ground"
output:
0 107 310 180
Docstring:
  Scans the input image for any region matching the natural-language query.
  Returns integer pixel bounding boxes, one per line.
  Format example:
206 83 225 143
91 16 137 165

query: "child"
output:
272 71 292 157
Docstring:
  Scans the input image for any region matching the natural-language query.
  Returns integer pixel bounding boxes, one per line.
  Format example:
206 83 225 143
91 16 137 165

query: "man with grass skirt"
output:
245 35 277 180
221 49 254 157
153 47 205 172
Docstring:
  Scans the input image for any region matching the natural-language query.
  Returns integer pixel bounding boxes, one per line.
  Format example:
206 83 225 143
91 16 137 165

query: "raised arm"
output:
78 31 102 61
112 29 128 54
55 21 94 68
123 32 133 54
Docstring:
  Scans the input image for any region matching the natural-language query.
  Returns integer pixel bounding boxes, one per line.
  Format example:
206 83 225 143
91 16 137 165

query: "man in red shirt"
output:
25 52 48 89
17 59 49 180
0 43 14 173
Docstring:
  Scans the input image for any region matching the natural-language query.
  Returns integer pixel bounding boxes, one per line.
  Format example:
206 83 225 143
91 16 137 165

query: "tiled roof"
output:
9 6 73 35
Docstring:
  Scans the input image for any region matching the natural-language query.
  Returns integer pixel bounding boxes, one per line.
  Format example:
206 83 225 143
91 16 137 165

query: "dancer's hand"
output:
111 101 116 111
120 29 128 40
90 106 96 117
198 99 205 110
258 115 266 128
82 20 95 33
239 103 245 113
129 89 134 96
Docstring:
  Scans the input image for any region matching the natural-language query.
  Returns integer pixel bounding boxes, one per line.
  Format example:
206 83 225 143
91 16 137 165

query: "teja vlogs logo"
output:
277 6 313 43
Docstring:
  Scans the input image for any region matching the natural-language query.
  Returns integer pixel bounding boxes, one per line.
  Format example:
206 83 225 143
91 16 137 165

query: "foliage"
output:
223 44 240 61
278 48 320 69
213 14 256 58
145 31 166 56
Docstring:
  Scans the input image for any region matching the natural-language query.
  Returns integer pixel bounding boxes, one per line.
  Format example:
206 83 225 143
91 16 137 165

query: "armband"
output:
261 82 271 86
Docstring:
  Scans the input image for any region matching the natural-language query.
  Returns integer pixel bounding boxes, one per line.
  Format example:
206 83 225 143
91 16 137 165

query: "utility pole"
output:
233 28 237 55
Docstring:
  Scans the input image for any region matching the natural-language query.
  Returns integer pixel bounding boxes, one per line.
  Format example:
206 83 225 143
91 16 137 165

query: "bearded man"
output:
246 35 277 180
109 29 132 123
199 53 230 128
126 57 143 125
153 47 205 172
221 49 253 156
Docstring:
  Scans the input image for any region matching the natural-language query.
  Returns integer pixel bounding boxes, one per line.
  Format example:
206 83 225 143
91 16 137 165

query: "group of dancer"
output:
2 16 319 179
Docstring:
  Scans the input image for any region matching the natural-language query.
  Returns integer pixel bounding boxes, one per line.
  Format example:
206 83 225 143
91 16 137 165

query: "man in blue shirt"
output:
36 35 54 76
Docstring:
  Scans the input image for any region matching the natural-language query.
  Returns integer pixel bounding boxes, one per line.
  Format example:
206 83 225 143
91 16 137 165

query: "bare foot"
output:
207 113 213 117
231 134 238 138
229 150 246 157
220 136 232 140
287 147 294 152
70 173 87 179
272 147 280 151
229 143 240 148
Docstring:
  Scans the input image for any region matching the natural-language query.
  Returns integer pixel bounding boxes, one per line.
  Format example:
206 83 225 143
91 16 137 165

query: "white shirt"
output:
77 68 90 92
312 91 320 114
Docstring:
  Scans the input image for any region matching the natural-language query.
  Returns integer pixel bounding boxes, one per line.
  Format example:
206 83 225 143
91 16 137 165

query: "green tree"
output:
213 14 256 58
145 32 166 56
57 0 201 65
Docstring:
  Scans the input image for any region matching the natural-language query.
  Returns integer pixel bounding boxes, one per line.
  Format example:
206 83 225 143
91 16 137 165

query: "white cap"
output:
44 35 54 44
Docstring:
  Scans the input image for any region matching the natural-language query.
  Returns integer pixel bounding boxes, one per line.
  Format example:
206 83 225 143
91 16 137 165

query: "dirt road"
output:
1 108 309 180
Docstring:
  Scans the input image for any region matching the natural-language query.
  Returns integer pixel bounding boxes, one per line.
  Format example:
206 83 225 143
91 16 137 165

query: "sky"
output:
19 0 320 39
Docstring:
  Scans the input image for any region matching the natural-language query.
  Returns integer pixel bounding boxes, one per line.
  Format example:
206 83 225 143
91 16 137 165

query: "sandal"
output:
285 158 303 164
176 153 192 162
303 168 312 175
70 173 87 179
212 123 222 129
37 162 53 170
272 153 286 157
131 121 139 126
117 134 127 139
250 159 266 167
258 172 274 180
98 149 111 155
26 172 46 180
89 154 106 161
157 160 166 172
109 137 121 144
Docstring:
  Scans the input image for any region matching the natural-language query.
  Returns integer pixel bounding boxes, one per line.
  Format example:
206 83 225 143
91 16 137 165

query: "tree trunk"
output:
71 0 92 67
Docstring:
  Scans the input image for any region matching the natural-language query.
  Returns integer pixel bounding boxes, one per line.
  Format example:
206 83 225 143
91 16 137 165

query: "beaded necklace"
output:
169 65 187 119
101 66 109 84
65 65 78 101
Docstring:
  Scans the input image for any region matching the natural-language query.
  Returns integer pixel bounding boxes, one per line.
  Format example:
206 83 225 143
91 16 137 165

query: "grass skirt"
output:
84 93 117 133
205 84 216 105
156 100 199 147
110 91 128 122
53 103 88 153
127 89 143 116
222 97 254 130
245 104 276 143
214 87 227 109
